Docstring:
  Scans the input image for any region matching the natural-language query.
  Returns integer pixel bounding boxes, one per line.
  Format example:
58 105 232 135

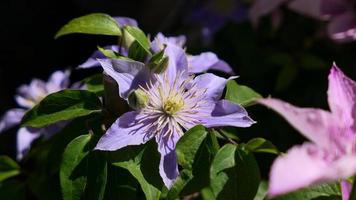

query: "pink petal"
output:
288 0 323 20
327 12 356 42
327 64 356 130
258 98 334 147
268 143 332 197
341 181 352 200
320 0 348 17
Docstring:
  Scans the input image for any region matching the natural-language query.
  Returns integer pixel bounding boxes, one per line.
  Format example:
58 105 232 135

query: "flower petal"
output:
155 124 181 188
258 98 335 147
17 127 41 160
192 73 236 101
341 181 352 200
78 45 120 69
151 33 186 53
268 143 334 197
200 100 255 128
288 0 323 20
0 109 25 132
99 58 150 99
327 12 356 42
327 64 356 130
163 44 189 85
114 16 138 27
320 0 348 17
188 52 234 74
249 0 287 26
46 70 70 93
95 111 154 151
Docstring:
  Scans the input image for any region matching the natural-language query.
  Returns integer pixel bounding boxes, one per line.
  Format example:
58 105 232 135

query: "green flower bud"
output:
128 89 149 110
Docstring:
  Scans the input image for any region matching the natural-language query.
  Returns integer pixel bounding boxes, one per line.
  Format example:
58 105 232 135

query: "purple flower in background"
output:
249 0 322 27
320 0 356 42
95 43 255 188
258 64 356 198
0 70 71 159
186 0 248 43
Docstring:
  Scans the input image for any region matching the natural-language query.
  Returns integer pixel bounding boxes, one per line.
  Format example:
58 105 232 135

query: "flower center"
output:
162 98 184 115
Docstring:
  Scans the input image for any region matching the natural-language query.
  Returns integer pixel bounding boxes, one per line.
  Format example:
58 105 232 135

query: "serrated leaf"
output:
245 138 279 155
60 134 92 200
0 156 20 182
22 90 102 128
55 13 121 38
272 183 342 200
225 80 262 107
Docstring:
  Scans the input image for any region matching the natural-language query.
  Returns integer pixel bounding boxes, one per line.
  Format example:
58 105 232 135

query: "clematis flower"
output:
320 0 356 42
258 64 356 198
79 31 234 74
249 0 322 27
95 43 255 188
0 70 72 159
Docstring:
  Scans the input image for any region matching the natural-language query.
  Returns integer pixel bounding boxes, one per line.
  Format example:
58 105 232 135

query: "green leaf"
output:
272 183 341 200
0 156 20 182
225 80 262 107
55 13 121 38
123 26 151 55
112 144 162 200
60 134 92 200
128 41 149 62
83 74 104 95
245 138 279 155
253 181 268 200
275 65 298 91
349 179 356 200
210 144 261 200
22 90 102 128
167 125 208 199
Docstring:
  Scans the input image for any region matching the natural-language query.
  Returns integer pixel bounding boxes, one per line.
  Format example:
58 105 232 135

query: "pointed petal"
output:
258 98 335 147
200 100 255 128
114 16 138 27
151 33 186 53
327 64 356 130
95 111 154 151
163 44 189 85
188 52 234 74
288 0 323 19
99 59 150 99
341 181 352 200
155 125 181 188
17 127 41 160
268 143 334 197
193 73 236 101
0 109 25 132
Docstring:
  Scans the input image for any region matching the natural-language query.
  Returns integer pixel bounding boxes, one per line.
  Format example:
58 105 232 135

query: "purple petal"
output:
188 52 234 74
95 111 154 151
155 125 181 188
268 143 334 197
288 0 323 19
99 58 150 99
78 45 121 69
327 12 356 42
192 73 236 101
163 44 189 85
0 109 25 132
151 33 186 53
320 0 348 17
15 79 47 109
46 70 70 93
341 181 352 200
114 16 138 27
200 100 255 128
327 64 356 130
258 98 335 147
17 127 41 160
249 0 287 26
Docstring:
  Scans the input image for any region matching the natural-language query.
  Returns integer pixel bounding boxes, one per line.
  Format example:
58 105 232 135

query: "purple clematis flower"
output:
249 0 322 27
95 43 255 188
320 0 356 42
258 64 356 198
0 70 71 159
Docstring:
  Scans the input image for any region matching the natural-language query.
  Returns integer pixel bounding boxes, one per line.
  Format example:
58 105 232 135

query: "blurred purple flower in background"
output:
320 0 356 42
0 70 71 159
259 64 356 198
95 43 255 188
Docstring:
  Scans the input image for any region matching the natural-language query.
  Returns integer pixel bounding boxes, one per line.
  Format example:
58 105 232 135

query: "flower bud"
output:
128 89 149 110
